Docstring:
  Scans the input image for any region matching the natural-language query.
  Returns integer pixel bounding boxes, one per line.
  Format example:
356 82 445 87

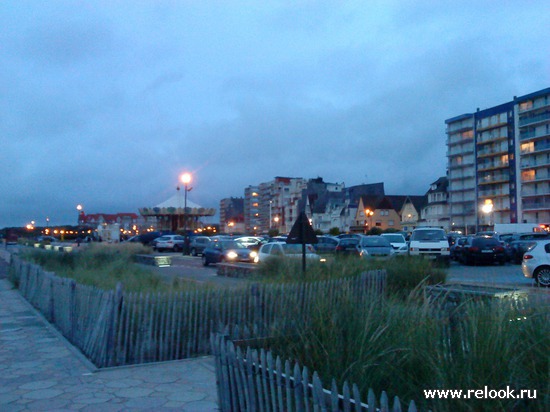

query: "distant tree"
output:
328 227 340 236
268 229 279 237
368 227 383 235
314 229 324 235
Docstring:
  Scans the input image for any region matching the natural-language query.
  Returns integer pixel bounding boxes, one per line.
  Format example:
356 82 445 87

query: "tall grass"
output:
20 243 202 293
255 256 447 294
269 288 549 411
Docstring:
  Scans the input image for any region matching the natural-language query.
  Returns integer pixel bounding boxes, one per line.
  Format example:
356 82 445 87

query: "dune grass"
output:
270 287 548 411
20 243 202 293
254 255 447 294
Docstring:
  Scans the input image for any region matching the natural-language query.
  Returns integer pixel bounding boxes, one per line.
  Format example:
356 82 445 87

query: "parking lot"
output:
152 251 548 293
447 260 536 289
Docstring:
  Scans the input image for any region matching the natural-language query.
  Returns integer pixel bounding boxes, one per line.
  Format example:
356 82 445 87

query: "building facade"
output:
516 89 550 224
243 186 261 234
219 197 244 234
446 87 550 233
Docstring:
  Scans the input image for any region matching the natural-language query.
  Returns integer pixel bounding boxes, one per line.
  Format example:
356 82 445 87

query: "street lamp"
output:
364 208 374 234
481 199 494 230
180 173 192 254
76 204 84 226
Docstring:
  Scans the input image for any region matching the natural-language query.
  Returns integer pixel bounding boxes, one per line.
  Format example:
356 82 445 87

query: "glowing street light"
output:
482 199 494 229
364 208 374 234
180 172 193 254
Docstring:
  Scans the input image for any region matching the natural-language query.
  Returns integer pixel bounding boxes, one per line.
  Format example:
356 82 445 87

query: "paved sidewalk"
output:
0 252 219 411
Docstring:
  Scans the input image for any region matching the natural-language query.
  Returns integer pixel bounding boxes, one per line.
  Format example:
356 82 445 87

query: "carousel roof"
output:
155 193 202 209
139 192 215 216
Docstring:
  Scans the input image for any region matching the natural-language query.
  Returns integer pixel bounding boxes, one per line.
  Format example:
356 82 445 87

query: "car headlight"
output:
360 249 369 257
249 251 258 258
227 251 238 260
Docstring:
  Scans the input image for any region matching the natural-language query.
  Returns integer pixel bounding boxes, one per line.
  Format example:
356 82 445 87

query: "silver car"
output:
358 236 394 258
521 240 550 287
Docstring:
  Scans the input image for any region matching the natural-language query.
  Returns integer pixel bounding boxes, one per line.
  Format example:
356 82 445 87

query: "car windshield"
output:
473 238 500 246
362 237 390 247
382 234 405 243
281 244 307 254
411 230 446 241
220 240 246 249
339 239 359 246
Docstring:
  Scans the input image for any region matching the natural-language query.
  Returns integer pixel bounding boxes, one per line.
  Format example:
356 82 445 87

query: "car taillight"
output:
523 254 534 260
495 246 504 252
469 247 480 252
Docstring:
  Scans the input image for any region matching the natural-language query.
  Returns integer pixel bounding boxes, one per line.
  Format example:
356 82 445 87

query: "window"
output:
388 220 394 226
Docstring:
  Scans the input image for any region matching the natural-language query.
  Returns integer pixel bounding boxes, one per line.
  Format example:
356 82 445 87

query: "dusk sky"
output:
1 1 549 228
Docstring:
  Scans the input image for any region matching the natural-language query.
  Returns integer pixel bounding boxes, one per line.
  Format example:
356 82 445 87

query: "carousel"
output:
139 187 216 233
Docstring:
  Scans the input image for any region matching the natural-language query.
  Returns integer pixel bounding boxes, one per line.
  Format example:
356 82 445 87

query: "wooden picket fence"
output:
9 254 387 368
211 334 419 412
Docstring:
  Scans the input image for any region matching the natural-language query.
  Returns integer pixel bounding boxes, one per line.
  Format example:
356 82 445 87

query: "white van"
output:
408 227 450 265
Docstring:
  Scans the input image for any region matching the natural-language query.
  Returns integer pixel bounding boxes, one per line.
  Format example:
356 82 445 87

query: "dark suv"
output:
459 236 506 265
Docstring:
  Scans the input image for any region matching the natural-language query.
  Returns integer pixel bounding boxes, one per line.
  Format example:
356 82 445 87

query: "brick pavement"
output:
0 250 219 411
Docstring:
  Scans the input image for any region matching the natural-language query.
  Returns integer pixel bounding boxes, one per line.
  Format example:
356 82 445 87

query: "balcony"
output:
477 160 509 171
449 185 475 193
522 187 550 197
476 121 508 132
520 159 550 169
476 147 508 158
447 145 474 156
518 99 550 114
449 161 474 169
522 172 550 183
447 125 473 134
476 134 508 145
522 197 550 211
519 129 550 141
519 111 550 127
448 171 475 180
521 141 550 155
478 187 510 197
477 174 510 185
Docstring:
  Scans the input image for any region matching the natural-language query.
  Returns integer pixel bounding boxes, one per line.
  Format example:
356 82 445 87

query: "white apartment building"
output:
446 87 550 234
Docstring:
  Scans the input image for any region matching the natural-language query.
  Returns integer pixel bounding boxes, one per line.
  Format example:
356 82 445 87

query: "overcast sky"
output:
1 1 549 228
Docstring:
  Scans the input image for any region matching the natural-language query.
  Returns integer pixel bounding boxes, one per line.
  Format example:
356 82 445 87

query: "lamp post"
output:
364 208 374 234
180 173 192 255
481 199 494 231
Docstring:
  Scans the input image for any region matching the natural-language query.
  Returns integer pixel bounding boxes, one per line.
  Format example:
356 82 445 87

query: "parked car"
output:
189 236 211 256
153 235 185 252
314 235 339 253
257 242 321 263
235 236 266 251
459 236 506 265
358 236 394 258
380 233 408 255
450 236 469 261
508 232 549 264
408 228 450 265
202 240 257 266
127 231 172 246
521 240 550 286
335 237 361 256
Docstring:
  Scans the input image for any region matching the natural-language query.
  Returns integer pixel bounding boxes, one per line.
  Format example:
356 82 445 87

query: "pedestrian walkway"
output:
0 251 219 411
